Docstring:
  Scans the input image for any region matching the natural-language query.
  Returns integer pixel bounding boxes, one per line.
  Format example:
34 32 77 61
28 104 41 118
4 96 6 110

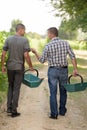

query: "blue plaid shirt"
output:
39 37 75 67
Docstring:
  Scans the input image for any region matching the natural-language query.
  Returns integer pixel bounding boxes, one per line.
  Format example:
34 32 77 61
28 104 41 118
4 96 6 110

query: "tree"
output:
59 20 78 40
10 19 22 34
49 0 87 32
27 32 42 39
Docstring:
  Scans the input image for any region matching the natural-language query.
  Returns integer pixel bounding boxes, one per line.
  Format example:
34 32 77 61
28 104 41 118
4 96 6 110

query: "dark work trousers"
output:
7 70 23 112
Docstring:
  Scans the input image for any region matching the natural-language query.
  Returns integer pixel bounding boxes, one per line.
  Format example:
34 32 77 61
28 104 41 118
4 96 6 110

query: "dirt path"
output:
0 50 87 130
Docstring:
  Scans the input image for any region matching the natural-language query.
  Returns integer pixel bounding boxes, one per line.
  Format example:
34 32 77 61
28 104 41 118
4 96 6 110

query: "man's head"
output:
47 27 58 39
16 23 25 36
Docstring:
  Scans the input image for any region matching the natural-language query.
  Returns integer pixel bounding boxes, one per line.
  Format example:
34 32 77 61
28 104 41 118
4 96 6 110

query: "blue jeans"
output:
48 67 68 116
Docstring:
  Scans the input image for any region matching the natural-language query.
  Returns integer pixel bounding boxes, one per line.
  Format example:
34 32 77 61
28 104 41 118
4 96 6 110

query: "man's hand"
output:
71 58 78 76
29 67 34 71
73 69 78 76
31 48 40 60
31 48 37 54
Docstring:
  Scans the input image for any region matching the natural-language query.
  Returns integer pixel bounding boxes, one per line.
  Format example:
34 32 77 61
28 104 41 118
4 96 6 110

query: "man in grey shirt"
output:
1 23 34 117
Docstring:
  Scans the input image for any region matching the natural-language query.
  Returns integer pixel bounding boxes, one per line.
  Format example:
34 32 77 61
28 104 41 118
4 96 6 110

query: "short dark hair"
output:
47 27 58 37
15 23 25 32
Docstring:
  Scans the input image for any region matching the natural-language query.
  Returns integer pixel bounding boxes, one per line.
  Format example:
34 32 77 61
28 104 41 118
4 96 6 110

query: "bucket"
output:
64 74 87 92
22 69 44 88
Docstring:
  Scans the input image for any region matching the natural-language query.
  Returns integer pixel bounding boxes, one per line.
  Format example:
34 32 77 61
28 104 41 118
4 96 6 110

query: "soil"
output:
0 50 87 130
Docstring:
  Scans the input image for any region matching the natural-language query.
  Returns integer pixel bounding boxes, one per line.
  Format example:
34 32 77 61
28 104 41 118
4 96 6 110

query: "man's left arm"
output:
67 43 78 76
71 58 78 76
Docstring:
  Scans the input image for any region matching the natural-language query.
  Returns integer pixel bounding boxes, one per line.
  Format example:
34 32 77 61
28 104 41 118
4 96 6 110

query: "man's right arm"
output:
24 51 33 70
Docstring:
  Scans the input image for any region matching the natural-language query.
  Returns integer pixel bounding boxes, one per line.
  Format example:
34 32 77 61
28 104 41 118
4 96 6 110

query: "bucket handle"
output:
68 74 83 84
24 69 39 77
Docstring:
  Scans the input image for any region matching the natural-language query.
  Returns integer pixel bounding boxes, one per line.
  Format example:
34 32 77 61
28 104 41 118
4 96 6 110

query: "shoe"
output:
59 112 65 116
11 112 21 118
49 115 58 119
7 108 12 113
7 109 12 113
7 108 12 116
59 109 67 116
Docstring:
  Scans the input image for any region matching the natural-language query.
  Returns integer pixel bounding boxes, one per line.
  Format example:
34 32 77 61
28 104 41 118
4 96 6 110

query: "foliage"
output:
50 0 87 32
10 19 22 34
27 32 42 40
38 38 48 53
59 20 78 40
68 40 87 50
0 31 9 103
26 33 47 53
0 72 8 91
0 31 10 61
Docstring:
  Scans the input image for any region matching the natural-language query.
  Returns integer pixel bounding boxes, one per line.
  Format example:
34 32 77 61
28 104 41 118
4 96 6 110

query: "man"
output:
1 23 34 117
32 27 78 119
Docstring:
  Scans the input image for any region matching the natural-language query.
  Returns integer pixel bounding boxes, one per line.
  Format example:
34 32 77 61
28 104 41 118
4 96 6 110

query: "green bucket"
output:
22 69 44 88
64 74 87 92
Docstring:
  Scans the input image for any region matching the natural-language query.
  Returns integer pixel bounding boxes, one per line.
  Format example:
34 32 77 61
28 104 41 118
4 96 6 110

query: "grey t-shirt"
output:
3 35 30 70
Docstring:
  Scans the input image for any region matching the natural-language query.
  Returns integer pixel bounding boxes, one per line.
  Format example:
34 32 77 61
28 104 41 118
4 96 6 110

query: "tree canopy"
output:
50 0 87 32
59 20 78 40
